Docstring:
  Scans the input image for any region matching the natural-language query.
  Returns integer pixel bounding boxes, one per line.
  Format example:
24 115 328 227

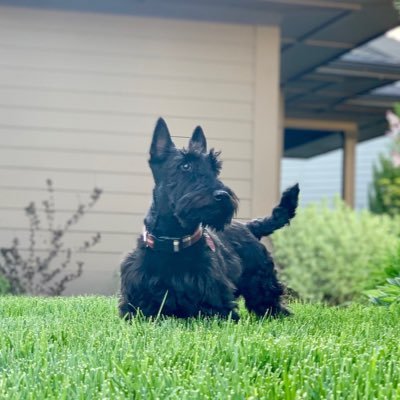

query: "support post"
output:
252 25 281 216
342 129 357 207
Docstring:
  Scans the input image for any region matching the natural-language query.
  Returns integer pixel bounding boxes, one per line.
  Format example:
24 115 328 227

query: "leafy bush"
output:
366 278 400 306
369 109 400 216
368 243 400 287
271 198 400 305
365 244 400 306
369 156 400 216
0 180 102 295
0 274 10 295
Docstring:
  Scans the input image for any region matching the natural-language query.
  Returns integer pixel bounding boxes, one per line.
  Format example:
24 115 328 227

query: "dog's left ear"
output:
189 126 207 154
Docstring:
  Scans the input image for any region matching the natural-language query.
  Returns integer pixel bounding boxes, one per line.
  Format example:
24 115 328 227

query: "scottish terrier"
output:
119 118 299 320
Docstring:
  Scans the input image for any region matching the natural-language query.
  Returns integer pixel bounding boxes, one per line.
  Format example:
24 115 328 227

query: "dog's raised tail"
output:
246 183 299 240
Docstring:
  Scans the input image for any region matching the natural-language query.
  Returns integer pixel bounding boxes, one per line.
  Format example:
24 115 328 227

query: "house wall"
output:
0 6 281 294
281 136 390 209
281 151 343 207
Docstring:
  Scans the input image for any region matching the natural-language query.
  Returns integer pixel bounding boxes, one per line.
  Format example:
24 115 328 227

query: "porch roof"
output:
1 0 399 157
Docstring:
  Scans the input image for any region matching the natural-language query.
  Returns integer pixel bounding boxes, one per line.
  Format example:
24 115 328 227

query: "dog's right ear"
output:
150 118 175 162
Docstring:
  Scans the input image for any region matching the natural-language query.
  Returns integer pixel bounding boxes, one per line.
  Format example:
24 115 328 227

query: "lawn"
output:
0 297 399 399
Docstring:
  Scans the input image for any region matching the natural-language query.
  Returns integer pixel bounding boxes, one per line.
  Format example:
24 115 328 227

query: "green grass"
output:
0 297 399 400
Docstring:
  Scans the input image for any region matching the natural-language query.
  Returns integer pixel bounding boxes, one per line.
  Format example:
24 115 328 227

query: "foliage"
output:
368 243 400 286
271 198 400 305
0 274 10 295
365 244 400 306
369 109 400 216
369 156 400 216
0 180 102 295
395 0 400 14
1 297 399 399
366 277 400 306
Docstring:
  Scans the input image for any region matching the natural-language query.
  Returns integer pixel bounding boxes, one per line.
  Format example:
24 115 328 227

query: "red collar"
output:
143 226 204 253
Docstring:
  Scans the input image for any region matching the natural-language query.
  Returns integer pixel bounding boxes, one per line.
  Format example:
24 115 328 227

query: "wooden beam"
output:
282 38 353 49
285 117 357 132
261 0 361 11
317 66 400 81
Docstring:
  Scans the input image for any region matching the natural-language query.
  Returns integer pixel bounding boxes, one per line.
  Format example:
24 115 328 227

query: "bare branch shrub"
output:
0 180 103 295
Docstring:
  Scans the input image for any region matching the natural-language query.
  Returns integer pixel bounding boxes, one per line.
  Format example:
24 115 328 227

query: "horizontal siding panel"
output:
0 29 253 64
282 136 392 210
0 169 154 194
0 149 252 180
0 7 256 295
0 190 251 217
0 132 252 161
0 8 254 46
0 190 151 214
281 152 342 207
0 68 253 102
0 148 150 174
1 87 252 121
0 229 138 254
0 109 252 141
0 204 251 235
64 266 120 295
0 170 251 200
0 127 149 155
221 161 252 181
0 48 253 83
0 209 143 233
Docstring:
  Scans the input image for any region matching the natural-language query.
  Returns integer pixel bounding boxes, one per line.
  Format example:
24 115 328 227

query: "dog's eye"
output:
180 163 192 172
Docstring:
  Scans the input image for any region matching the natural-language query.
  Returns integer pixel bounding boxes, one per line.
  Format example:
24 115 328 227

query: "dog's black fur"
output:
119 118 299 320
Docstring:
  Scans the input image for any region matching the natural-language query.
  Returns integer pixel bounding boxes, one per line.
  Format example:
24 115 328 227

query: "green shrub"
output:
369 155 400 216
369 108 400 216
271 198 400 305
368 243 400 287
365 244 400 306
0 274 10 295
366 277 400 306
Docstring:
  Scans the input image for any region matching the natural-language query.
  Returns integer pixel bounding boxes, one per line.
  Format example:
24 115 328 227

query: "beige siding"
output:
0 6 279 295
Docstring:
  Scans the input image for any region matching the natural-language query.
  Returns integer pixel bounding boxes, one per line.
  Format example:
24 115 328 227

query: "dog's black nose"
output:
213 190 230 201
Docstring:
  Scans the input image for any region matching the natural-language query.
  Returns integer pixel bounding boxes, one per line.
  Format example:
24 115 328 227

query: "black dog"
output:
119 118 299 320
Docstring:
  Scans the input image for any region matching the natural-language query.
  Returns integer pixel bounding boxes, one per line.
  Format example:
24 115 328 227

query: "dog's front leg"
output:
118 296 137 320
198 305 240 321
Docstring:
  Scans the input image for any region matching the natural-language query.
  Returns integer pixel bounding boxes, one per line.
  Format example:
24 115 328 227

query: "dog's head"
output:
148 118 238 231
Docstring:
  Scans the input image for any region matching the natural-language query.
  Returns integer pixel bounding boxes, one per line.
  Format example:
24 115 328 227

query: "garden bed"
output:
0 297 399 399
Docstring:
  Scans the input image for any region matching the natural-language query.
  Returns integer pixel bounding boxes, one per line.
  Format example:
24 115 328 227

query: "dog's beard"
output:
174 190 238 231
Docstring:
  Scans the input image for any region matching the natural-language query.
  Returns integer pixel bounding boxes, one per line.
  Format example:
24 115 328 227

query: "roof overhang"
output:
280 1 399 157
0 0 399 158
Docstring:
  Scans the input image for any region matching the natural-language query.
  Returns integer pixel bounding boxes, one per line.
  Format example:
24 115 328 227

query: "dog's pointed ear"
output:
189 126 207 153
150 118 175 162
